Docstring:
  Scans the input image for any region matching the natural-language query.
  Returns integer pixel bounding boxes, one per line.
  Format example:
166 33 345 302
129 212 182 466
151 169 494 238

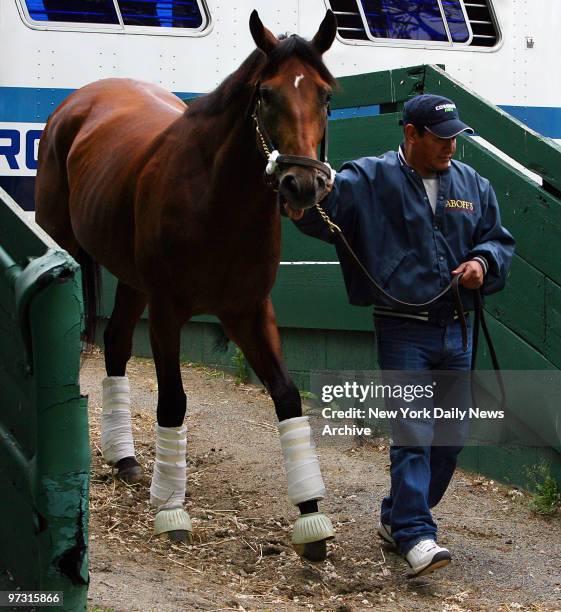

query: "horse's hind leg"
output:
101 281 147 484
219 299 334 562
147 298 192 543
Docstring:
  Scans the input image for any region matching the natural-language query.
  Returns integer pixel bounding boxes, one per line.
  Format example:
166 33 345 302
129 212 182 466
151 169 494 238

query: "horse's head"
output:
250 11 337 220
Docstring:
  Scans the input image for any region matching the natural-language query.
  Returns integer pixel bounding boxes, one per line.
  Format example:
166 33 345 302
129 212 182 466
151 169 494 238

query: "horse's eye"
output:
321 91 333 106
260 87 273 105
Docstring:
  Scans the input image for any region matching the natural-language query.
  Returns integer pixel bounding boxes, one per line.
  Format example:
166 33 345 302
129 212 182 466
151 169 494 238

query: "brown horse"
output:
35 11 337 561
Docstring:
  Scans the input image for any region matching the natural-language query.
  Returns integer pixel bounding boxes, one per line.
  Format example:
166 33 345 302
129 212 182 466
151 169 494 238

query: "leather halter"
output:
251 92 333 183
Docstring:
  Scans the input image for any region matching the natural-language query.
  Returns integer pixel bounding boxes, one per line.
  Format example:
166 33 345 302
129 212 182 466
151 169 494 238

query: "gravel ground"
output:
81 352 561 611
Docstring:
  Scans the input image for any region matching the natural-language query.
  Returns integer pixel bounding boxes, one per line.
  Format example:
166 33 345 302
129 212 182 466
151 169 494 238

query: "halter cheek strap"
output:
252 98 335 184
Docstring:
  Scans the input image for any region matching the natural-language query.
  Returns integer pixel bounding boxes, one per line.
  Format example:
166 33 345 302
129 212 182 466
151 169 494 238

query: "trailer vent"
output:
329 0 369 41
462 1 499 47
329 0 500 48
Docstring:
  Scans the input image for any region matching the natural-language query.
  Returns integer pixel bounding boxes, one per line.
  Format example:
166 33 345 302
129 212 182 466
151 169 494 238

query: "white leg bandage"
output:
150 424 187 510
278 416 326 505
101 376 135 464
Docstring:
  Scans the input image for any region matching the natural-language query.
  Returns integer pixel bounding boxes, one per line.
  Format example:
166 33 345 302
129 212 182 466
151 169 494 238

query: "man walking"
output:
294 94 515 577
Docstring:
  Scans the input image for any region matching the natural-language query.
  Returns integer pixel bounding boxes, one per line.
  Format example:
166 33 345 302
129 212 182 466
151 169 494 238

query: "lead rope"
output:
472 290 507 405
314 200 508 429
314 201 469 350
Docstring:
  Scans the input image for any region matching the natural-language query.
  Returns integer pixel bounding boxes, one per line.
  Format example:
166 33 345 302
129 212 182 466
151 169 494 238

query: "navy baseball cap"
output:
401 94 474 138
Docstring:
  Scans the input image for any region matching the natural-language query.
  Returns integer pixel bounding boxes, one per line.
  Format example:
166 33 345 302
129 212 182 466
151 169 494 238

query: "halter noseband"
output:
251 94 336 186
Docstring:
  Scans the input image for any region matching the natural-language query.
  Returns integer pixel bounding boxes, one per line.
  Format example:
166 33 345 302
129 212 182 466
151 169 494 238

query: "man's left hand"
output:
452 260 484 289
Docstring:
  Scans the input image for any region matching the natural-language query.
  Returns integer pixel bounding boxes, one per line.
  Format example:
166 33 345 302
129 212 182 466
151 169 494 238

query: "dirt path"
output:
81 353 561 611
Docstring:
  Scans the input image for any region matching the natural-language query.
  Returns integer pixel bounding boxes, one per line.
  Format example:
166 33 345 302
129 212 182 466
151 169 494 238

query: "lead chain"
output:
314 202 341 234
252 112 272 158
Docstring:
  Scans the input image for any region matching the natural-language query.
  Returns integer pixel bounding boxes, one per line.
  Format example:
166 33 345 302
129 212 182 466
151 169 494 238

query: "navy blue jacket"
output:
294 149 515 313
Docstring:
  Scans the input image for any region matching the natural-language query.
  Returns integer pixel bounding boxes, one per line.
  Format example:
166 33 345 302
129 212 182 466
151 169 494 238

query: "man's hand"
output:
452 260 484 289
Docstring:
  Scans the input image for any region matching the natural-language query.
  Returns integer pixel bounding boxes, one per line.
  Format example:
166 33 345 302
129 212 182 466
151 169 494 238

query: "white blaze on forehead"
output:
294 74 305 88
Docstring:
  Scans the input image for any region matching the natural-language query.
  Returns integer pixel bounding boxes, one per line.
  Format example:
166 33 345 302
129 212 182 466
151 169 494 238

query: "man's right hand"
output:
452 260 484 289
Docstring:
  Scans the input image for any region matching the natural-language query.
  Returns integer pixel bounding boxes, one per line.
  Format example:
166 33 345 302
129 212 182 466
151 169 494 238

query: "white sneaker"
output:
405 539 451 578
377 522 395 546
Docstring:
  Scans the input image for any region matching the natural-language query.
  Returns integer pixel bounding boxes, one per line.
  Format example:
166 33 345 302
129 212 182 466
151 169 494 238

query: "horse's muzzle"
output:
279 168 327 220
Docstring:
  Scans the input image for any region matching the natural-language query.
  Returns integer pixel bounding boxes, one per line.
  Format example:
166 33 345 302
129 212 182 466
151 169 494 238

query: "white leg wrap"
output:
278 416 326 505
101 376 135 464
150 424 187 510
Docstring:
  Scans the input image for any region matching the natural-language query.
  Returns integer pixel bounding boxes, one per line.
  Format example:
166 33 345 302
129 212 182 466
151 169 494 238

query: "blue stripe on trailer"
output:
330 103 561 140
0 87 198 122
0 87 76 121
328 103 561 140
1 87 560 211
1 87 561 139
501 105 561 139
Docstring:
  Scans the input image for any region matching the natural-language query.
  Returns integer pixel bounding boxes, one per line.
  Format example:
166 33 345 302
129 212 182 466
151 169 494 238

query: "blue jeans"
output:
375 316 472 554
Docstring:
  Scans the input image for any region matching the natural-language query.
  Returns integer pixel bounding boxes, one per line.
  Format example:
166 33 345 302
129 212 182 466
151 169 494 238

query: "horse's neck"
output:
179 108 281 260
188 108 270 203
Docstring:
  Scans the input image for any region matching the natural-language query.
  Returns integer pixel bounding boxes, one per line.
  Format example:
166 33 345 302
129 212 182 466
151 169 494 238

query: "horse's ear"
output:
249 10 278 56
312 10 337 55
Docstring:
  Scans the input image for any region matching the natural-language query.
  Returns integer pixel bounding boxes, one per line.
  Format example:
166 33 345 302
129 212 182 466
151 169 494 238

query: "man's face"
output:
406 125 457 175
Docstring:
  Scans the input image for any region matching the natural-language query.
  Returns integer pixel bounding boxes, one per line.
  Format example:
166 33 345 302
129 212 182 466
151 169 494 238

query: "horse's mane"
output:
187 34 336 118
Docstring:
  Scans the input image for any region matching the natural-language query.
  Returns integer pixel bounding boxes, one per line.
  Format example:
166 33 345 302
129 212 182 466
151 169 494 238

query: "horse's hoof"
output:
291 512 334 562
154 508 193 542
293 538 328 562
165 529 194 544
115 457 143 484
119 465 143 484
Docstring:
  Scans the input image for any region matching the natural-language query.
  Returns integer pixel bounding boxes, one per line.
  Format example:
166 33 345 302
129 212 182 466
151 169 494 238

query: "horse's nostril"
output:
280 174 300 199
316 175 326 193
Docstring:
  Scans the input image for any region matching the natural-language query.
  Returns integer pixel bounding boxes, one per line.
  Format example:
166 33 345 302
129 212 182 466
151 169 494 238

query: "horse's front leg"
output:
220 298 334 561
148 299 192 543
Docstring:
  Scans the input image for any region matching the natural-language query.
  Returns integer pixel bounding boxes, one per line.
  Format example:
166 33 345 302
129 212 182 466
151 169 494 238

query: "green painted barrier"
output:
0 188 89 611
